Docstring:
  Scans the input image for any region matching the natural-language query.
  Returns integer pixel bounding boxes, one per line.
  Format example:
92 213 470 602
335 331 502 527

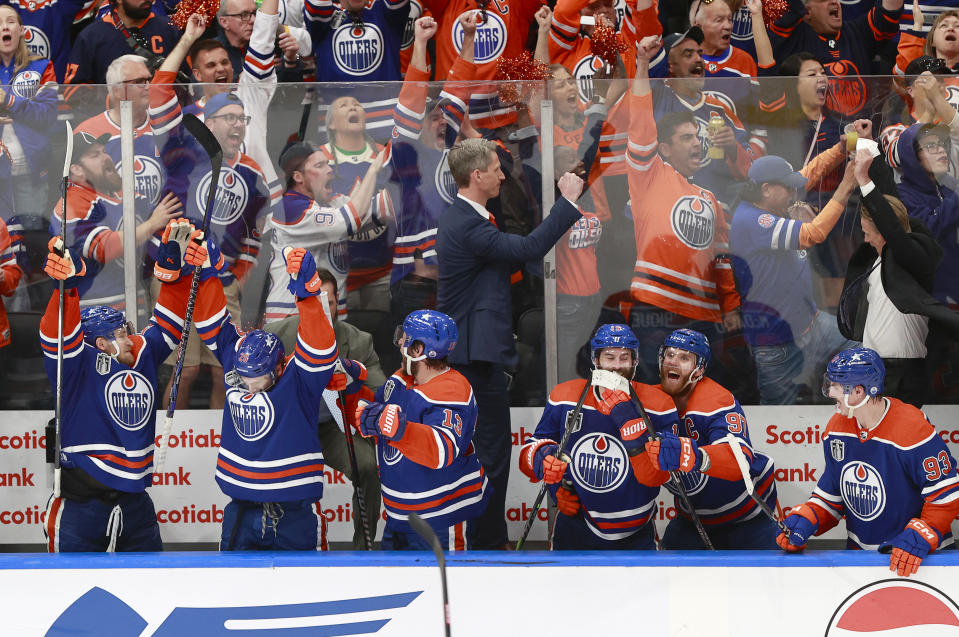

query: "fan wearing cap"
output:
354 310 489 551
767 0 903 117
645 25 762 205
729 154 859 405
38 217 217 552
264 139 388 323
779 347 959 577
48 131 183 309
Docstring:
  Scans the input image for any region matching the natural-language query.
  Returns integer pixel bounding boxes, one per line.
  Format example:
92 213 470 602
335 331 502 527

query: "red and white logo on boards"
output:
826 579 959 635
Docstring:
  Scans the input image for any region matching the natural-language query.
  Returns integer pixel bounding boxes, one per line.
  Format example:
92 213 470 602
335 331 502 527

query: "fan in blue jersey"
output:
778 347 959 577
354 310 488 551
643 329 782 549
520 324 679 549
192 245 341 551
39 218 208 552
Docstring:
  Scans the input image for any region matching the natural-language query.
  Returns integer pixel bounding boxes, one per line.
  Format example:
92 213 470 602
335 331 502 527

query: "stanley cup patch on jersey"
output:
383 379 396 401
104 371 155 431
570 433 628 494
96 353 113 375
565 410 583 434
227 389 276 442
830 438 845 462
840 461 887 522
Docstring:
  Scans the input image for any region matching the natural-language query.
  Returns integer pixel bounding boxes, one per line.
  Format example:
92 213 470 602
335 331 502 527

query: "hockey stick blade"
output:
516 370 593 551
408 513 451 637
723 434 788 535
156 114 223 476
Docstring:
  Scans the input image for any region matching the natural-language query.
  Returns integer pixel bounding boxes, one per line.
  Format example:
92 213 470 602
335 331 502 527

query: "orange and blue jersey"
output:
374 368 488 532
38 278 190 492
0 58 58 177
0 217 21 348
626 90 740 323
520 379 677 542
4 0 95 82
195 276 339 503
655 377 778 526
807 398 959 550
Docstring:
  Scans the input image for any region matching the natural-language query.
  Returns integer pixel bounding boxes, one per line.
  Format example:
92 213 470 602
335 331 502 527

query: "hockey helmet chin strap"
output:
842 390 871 421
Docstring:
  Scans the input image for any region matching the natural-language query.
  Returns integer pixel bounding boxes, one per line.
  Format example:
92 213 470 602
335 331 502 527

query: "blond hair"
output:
0 6 41 74
448 138 498 188
861 195 912 233
926 10 959 57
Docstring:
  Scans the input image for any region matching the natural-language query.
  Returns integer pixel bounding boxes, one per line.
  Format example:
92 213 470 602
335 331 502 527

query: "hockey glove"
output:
879 518 941 577
555 485 581 516
154 219 194 282
355 401 407 440
44 237 86 284
527 441 559 482
776 504 820 552
283 247 322 298
185 230 225 281
596 388 630 415
543 453 571 486
328 358 368 393
646 432 706 473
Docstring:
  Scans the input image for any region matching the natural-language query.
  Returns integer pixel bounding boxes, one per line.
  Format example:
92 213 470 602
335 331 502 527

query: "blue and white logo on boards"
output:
570 433 627 493
453 11 507 64
22 26 50 61
332 22 384 76
11 70 41 100
670 195 715 250
197 167 250 226
105 371 154 431
434 149 456 204
573 54 605 103
227 390 275 441
840 461 886 521
117 156 163 205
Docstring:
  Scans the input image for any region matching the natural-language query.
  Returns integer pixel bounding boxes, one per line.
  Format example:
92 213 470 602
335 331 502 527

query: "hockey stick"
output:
627 385 715 550
408 512 451 637
296 85 315 142
516 369 593 551
154 114 223 475
50 121 74 499
723 434 788 535
317 292 373 551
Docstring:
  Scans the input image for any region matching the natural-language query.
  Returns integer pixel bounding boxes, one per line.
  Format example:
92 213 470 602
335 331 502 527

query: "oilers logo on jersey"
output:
434 150 457 205
664 469 708 496
11 70 41 100
569 433 628 494
197 168 250 226
568 215 602 249
22 26 50 61
104 371 155 432
840 461 886 522
401 0 423 50
227 390 276 442
670 195 715 250
453 11 506 64
573 55 605 103
382 442 403 466
326 240 349 275
117 157 163 206
332 23 385 77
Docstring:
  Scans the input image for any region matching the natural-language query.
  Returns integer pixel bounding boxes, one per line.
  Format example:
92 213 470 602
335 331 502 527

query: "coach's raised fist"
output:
44 237 85 282
558 172 584 202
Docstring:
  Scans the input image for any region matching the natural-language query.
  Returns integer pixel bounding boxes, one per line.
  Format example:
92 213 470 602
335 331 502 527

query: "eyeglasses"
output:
918 140 947 153
224 10 256 20
207 113 251 125
121 77 151 86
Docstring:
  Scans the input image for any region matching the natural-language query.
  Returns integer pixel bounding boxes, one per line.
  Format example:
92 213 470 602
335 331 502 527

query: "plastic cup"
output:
844 123 858 152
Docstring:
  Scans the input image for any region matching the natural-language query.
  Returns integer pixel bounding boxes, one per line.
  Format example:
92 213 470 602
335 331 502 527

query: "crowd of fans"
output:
2 0 959 410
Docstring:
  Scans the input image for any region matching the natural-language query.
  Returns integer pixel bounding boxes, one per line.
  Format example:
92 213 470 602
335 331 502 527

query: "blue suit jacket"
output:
437 195 581 367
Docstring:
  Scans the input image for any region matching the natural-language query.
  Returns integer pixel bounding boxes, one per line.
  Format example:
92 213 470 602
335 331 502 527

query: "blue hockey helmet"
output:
399 310 458 359
659 329 710 370
80 306 130 345
234 330 285 379
590 324 639 360
823 347 885 398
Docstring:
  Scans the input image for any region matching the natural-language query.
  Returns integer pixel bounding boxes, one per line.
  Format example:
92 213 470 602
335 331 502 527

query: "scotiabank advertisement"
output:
0 407 957 544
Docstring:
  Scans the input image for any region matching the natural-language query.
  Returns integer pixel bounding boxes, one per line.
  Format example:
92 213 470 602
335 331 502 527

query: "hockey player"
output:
193 246 341 550
778 347 959 577
644 328 781 549
354 310 488 550
519 324 678 549
40 218 210 551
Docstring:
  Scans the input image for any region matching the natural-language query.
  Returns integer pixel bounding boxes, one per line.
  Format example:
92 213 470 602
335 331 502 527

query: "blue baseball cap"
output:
205 92 244 118
748 155 807 190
